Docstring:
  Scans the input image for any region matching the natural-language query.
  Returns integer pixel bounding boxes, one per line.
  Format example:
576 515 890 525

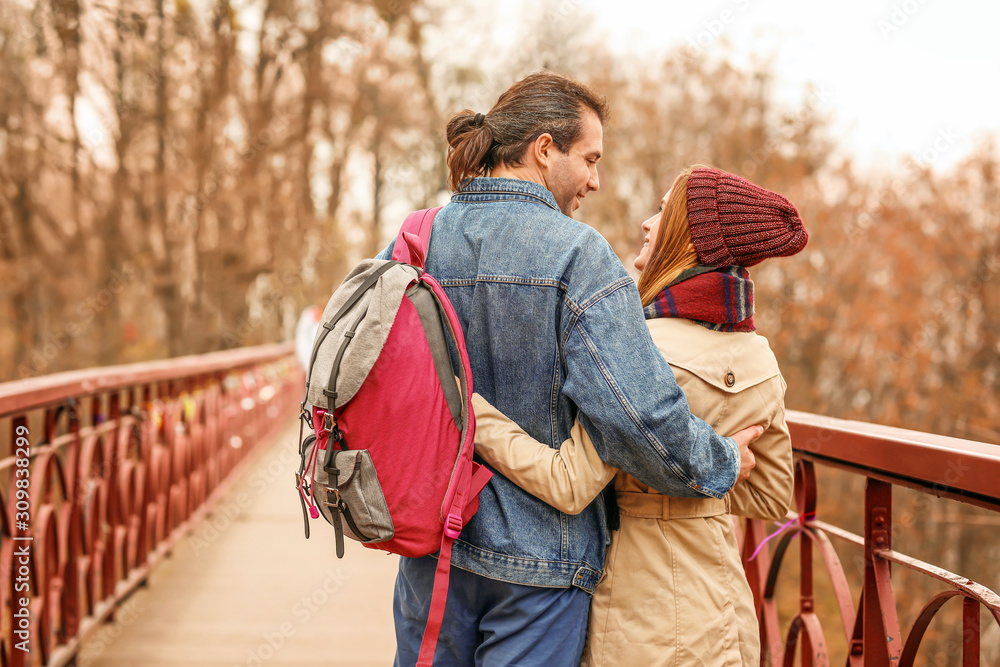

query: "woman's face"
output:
633 187 671 272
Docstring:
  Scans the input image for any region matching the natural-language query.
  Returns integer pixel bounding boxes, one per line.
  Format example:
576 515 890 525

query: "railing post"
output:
798 461 817 667
962 597 980 666
863 478 902 665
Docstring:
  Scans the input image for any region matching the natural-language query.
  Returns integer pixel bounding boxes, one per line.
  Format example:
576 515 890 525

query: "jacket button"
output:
725 372 736 387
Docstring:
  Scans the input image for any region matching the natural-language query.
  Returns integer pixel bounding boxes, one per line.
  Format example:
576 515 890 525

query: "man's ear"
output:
530 132 555 168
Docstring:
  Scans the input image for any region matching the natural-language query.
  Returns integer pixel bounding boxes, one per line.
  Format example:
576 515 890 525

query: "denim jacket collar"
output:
451 177 560 213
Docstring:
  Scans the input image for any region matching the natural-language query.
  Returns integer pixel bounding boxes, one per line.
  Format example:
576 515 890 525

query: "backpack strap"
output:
392 207 443 269
415 460 492 667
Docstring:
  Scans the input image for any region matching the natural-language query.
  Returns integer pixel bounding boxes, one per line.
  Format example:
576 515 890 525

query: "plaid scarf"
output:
643 265 755 332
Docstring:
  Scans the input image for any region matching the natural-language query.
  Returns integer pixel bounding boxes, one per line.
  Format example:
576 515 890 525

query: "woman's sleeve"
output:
471 392 617 515
728 376 795 521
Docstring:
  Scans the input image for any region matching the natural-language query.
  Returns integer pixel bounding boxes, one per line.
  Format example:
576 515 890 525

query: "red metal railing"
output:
742 411 1000 666
0 344 301 667
4 345 997 665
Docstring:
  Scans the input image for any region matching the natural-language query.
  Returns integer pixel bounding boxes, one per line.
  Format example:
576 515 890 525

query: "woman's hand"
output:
729 424 763 484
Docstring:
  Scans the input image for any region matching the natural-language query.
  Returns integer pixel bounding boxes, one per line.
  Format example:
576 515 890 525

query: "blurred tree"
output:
0 0 446 371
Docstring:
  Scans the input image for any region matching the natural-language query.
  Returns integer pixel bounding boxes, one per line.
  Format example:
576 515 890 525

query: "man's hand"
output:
729 425 763 484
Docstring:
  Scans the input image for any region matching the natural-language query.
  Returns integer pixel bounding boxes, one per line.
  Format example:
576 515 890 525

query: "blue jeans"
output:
393 555 590 666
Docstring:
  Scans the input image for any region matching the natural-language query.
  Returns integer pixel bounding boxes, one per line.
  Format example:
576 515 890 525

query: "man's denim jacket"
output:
378 177 740 592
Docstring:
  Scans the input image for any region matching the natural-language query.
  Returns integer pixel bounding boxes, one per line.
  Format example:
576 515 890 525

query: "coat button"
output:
725 372 736 387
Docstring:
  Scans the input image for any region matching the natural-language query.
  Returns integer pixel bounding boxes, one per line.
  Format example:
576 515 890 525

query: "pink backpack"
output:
296 207 492 665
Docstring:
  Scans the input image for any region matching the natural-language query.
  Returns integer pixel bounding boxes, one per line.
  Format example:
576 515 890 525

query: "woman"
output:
470 166 808 666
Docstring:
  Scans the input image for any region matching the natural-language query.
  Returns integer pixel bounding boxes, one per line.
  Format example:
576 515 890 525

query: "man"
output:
380 71 760 666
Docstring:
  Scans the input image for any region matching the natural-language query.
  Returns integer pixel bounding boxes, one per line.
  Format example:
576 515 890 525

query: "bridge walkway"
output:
82 421 399 667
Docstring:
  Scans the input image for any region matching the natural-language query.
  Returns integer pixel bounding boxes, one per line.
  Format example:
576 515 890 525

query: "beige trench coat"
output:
472 317 793 667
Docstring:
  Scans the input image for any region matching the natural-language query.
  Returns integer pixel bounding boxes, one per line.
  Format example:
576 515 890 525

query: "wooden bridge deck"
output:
80 421 400 666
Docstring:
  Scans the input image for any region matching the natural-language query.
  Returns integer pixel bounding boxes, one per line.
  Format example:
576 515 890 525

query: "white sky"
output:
521 0 1000 170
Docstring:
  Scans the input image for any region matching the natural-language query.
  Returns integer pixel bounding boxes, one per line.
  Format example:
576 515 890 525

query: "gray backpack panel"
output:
305 259 420 410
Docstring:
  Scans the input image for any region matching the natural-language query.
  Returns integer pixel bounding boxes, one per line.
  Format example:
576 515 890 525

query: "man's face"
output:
544 110 603 217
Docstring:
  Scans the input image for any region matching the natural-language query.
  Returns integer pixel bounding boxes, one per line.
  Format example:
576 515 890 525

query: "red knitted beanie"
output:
686 168 808 267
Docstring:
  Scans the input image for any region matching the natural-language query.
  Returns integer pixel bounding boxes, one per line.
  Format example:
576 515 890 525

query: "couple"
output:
380 71 807 666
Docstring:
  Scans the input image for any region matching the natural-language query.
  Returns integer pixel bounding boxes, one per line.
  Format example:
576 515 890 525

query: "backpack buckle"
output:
444 512 463 539
322 412 346 449
324 487 342 508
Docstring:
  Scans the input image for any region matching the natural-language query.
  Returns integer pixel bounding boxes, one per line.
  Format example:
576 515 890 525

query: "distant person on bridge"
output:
377 72 762 666
472 166 808 666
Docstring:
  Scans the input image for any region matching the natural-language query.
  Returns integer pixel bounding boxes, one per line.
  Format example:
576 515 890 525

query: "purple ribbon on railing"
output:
749 511 816 561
